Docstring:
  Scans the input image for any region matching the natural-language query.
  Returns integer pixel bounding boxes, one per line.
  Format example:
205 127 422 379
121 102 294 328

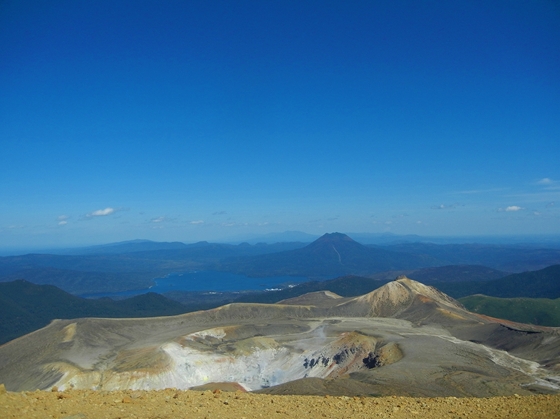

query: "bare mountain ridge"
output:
1 277 559 397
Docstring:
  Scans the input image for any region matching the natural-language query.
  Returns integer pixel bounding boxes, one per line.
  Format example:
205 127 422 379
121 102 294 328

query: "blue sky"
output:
1 0 559 249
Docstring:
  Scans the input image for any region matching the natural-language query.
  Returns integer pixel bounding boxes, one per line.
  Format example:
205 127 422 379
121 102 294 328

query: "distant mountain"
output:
459 294 560 327
3 235 560 297
434 265 560 299
63 239 189 255
0 241 308 294
344 232 424 245
381 242 560 272
0 267 156 295
240 231 319 244
217 233 442 277
0 280 188 345
406 265 508 283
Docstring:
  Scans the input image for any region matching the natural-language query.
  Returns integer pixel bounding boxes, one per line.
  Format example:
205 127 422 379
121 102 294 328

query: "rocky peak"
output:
351 276 464 317
314 232 356 244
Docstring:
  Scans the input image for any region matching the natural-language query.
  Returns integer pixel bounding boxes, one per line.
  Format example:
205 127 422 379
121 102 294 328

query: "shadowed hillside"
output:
435 265 560 299
383 243 560 272
459 294 560 327
0 280 188 345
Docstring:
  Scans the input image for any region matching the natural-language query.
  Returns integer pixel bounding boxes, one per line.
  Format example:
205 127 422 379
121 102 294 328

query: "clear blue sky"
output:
1 0 559 249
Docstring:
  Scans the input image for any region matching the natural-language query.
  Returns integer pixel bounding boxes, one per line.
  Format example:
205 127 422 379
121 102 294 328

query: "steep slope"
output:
1 277 559 397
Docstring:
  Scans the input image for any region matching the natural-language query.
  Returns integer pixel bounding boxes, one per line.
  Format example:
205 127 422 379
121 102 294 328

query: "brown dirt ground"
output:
1 387 560 419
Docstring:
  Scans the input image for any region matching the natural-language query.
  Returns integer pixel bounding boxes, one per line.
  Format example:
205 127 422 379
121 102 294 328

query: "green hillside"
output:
459 294 560 327
0 280 188 345
434 265 560 299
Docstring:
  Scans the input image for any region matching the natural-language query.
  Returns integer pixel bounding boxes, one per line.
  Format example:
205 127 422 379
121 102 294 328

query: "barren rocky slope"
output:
1 277 559 397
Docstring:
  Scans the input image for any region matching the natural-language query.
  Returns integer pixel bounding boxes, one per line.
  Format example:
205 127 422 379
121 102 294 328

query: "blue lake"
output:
81 271 308 299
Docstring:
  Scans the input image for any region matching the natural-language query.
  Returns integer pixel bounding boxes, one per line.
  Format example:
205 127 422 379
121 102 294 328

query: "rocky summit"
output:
1 277 559 397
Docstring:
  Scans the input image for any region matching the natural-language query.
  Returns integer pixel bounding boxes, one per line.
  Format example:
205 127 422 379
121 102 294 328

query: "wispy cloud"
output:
431 204 461 210
190 220 204 225
86 207 115 218
221 222 238 227
537 178 554 185
546 202 555 208
534 178 560 191
57 215 69 226
504 191 560 203
498 205 524 212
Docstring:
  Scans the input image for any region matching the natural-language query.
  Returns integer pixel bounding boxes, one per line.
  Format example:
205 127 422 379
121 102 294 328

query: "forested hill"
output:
0 280 187 345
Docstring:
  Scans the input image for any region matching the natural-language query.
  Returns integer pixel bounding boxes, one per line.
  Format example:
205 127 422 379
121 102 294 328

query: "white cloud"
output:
151 216 166 223
58 220 68 226
86 207 115 218
190 220 204 225
537 178 554 185
505 206 523 212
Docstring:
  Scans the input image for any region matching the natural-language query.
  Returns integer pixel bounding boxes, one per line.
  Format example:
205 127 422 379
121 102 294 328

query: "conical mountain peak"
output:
344 276 465 318
304 233 365 253
314 232 356 244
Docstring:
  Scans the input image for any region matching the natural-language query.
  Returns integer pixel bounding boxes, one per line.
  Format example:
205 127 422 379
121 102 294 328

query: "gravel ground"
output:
2 387 560 419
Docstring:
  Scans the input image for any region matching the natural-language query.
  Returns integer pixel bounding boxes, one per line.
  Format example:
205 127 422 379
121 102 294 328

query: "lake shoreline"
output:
79 270 309 299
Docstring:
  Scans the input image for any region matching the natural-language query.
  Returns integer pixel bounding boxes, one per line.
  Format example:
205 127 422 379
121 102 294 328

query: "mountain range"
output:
2 233 560 295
